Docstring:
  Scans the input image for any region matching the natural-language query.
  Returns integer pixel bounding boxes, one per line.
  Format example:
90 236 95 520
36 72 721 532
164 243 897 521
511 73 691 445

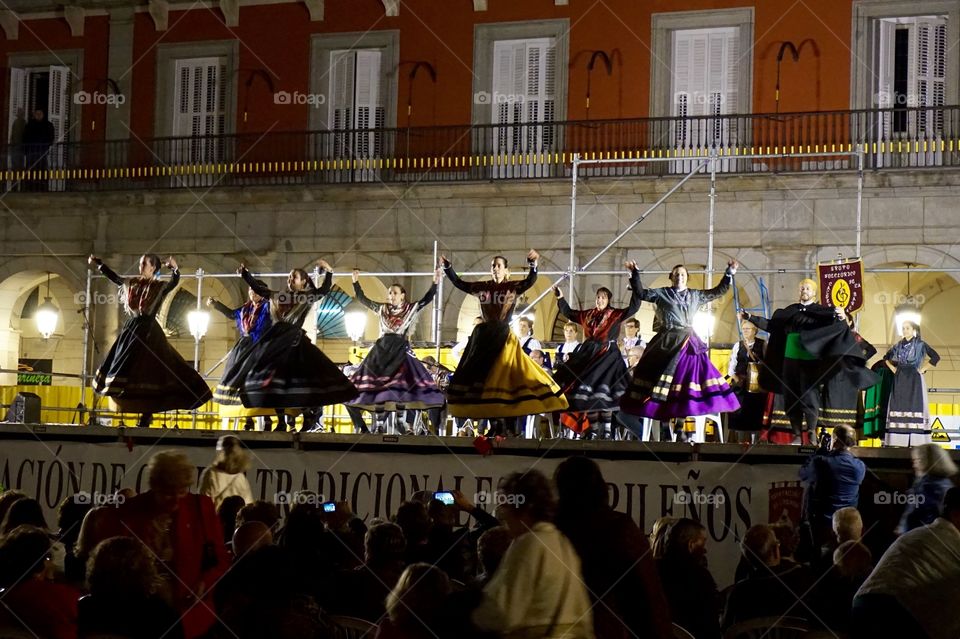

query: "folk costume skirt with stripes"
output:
348 333 445 411
885 367 929 436
862 363 894 439
241 322 358 409
94 316 212 413
621 328 739 419
447 322 567 418
213 335 257 406
552 340 628 412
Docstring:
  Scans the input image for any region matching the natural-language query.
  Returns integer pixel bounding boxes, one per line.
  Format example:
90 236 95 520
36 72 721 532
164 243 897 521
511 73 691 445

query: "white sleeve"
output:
728 342 741 378
472 534 541 632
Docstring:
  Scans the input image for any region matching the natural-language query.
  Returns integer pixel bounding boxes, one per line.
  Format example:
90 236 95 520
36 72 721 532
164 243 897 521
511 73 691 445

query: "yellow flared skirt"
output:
448 333 568 418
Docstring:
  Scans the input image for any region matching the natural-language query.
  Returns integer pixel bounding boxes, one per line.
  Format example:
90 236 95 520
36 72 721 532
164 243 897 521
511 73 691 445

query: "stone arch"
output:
0 258 85 385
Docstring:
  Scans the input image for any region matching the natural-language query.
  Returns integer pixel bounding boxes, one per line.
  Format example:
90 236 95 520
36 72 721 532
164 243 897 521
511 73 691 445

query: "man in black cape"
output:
740 278 875 445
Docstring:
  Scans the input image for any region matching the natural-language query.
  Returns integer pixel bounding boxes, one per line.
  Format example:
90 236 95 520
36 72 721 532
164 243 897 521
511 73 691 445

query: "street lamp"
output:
34 273 59 339
187 310 210 340
344 299 369 343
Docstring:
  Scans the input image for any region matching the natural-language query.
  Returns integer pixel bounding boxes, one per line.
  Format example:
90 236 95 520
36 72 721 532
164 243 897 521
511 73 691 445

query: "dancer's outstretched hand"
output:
317 259 332 272
439 254 449 268
205 297 215 307
236 263 246 275
527 249 540 263
737 310 749 321
433 268 441 284
625 260 638 271
553 286 563 299
165 256 178 271
87 254 100 266
727 259 739 275
352 269 360 283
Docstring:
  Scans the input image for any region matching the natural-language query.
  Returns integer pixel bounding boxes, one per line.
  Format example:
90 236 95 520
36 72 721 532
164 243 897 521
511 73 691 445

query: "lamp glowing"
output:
187 310 210 340
344 299 368 342
693 310 716 341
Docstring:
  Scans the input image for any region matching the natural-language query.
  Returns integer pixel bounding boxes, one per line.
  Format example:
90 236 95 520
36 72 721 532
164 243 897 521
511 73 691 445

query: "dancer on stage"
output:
741 279 859 445
817 311 878 430
883 320 940 447
726 319 768 440
553 261 642 439
621 262 740 423
89 254 212 427
208 280 271 407
238 260 357 429
347 269 445 414
441 250 568 420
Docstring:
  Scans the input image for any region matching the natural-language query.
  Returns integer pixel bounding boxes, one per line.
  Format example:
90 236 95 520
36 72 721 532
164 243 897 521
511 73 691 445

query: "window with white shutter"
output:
490 37 557 176
671 27 739 150
171 57 226 167
327 48 384 180
877 15 946 137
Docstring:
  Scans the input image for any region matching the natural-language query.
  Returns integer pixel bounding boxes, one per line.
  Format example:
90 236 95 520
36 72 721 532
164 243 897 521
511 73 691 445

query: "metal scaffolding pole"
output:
569 154 579 300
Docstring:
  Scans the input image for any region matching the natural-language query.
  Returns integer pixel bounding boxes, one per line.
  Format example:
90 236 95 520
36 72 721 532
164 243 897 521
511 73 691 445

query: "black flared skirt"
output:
94 316 212 413
552 340 628 412
241 322 358 408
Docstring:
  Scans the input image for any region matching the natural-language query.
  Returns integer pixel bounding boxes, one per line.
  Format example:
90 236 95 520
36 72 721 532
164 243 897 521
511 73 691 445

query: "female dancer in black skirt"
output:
239 260 358 429
347 269 445 423
552 260 642 439
726 318 768 440
89 254 212 427
208 281 272 429
441 250 567 421
883 320 940 447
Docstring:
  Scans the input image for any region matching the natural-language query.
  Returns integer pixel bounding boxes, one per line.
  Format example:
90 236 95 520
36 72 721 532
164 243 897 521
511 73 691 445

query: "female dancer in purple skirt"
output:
89 254 212 427
621 261 740 423
347 269 445 413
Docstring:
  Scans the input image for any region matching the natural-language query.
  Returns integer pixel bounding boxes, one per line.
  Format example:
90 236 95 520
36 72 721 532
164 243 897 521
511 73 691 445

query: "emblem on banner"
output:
817 258 863 314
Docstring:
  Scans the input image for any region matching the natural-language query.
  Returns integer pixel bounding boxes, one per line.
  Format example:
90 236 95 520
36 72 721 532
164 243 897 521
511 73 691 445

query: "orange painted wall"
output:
2 0 855 140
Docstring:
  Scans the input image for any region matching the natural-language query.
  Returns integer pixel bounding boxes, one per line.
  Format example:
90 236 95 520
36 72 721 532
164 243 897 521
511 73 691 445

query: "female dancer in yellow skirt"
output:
441 250 568 420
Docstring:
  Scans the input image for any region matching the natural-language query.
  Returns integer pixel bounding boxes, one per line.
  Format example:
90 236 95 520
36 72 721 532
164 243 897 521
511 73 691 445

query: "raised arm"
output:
206 298 237 321
415 283 438 312
239 265 273 299
554 288 584 323
698 261 737 303
161 257 180 295
740 310 770 332
440 256 478 295
624 262 643 315
514 249 539 295
316 260 333 296
89 255 124 286
351 274 380 312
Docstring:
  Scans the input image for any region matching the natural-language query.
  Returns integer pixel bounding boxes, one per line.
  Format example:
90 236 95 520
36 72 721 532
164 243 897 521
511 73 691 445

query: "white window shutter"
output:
354 49 382 155
329 50 356 132
47 65 70 144
8 67 27 145
172 57 224 139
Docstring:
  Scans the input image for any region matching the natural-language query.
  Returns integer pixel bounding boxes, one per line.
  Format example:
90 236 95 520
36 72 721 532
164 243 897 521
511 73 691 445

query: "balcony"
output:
7 105 960 191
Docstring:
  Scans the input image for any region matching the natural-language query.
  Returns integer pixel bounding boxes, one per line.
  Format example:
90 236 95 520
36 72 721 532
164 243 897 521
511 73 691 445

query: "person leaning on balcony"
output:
89 254 212 428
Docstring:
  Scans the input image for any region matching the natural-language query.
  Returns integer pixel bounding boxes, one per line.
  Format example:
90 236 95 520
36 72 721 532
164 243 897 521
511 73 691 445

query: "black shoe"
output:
244 417 255 431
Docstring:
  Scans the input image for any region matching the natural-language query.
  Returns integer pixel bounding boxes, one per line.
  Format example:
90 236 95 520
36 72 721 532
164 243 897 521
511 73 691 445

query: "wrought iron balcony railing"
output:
5 105 960 191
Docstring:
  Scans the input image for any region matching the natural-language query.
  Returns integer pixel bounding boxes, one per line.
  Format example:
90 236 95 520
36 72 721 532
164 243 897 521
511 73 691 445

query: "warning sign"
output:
817 258 864 314
931 418 952 442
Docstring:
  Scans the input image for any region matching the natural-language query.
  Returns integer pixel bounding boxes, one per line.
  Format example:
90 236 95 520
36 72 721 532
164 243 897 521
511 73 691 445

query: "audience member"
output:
218 494 246 545
395 500 432 564
722 524 815 630
650 516 676 560
200 435 254 508
233 520 273 558
852 486 960 639
554 456 672 639
57 494 92 584
236 499 281 532
657 518 719 639
98 451 230 639
800 424 865 551
78 536 185 639
474 526 511 587
328 521 407 622
898 443 957 533
472 469 595 638
377 563 454 639
0 525 79 639
1 496 66 575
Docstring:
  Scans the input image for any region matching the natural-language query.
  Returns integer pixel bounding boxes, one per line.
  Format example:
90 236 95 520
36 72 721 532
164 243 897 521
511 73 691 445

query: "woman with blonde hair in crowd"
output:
650 516 677 560
200 435 254 509
898 443 958 533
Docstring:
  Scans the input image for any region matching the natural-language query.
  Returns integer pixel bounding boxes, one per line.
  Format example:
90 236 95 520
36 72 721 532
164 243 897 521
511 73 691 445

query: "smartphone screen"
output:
322 501 336 513
434 491 455 506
